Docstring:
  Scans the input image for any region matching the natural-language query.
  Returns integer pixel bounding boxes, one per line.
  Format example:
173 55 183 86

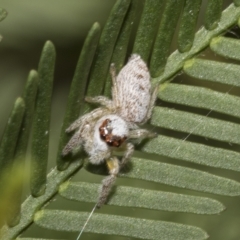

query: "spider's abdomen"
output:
116 54 151 123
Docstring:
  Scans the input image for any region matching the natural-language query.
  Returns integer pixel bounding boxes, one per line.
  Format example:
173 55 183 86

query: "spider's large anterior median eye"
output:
99 119 127 147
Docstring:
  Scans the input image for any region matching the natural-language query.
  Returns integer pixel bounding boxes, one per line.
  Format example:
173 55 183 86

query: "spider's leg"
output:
110 63 120 109
97 157 119 208
120 142 134 168
142 85 159 124
129 128 157 139
62 129 82 156
85 96 113 110
66 107 109 133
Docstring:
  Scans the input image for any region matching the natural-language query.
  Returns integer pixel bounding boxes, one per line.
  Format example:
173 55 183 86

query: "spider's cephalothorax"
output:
62 54 158 207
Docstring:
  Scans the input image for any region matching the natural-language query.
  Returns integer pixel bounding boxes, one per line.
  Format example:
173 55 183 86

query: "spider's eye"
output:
99 119 127 147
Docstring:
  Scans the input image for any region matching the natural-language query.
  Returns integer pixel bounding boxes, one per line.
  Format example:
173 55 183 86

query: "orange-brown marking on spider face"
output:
99 119 127 147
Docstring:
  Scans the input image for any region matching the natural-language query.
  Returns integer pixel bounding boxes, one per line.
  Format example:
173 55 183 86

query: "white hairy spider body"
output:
62 54 158 207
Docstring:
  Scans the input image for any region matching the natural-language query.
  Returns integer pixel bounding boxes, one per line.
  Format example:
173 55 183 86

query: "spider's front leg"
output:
97 157 120 208
62 122 91 156
66 107 109 133
85 96 113 110
62 129 82 156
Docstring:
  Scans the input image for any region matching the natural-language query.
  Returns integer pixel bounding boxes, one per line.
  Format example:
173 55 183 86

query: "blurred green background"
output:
1 1 240 240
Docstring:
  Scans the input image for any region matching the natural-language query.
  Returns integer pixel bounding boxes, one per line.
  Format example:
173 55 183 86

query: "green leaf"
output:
0 98 25 174
151 106 240 144
86 156 240 197
133 0 164 62
184 59 240 87
178 0 202 52
158 83 240 118
0 98 25 226
8 70 38 226
104 0 137 96
31 41 56 197
210 36 240 60
204 0 223 30
15 70 38 159
34 210 208 240
86 0 131 100
143 135 240 172
122 158 240 197
150 0 185 77
60 182 225 214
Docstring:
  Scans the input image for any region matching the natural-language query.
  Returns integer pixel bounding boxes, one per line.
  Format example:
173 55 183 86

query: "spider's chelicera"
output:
62 54 158 207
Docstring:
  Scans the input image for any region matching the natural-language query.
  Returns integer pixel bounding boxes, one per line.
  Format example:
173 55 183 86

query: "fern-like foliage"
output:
1 0 240 240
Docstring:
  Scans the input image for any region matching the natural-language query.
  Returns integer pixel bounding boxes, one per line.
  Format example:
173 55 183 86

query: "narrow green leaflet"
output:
0 98 25 174
204 0 223 30
31 41 56 197
9 70 38 226
121 158 240 196
0 98 25 227
86 0 131 99
150 0 185 76
34 210 208 240
59 182 225 214
133 0 164 62
104 0 137 97
15 70 38 159
210 36 240 60
143 135 240 172
184 59 240 87
178 0 202 52
151 106 240 145
159 83 240 118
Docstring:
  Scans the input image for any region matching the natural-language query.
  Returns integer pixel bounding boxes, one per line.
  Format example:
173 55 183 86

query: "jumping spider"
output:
62 54 158 207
